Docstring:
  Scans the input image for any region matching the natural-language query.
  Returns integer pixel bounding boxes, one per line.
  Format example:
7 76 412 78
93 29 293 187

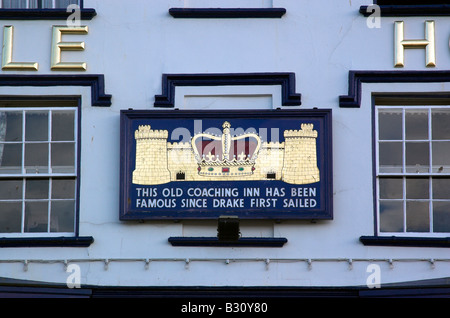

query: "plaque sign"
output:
120 109 332 220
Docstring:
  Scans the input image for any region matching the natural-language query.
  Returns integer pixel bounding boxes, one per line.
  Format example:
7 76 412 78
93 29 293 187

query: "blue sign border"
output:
120 109 332 220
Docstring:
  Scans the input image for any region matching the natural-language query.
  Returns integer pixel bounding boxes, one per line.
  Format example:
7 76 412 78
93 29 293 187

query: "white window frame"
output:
0 0 80 9
0 104 78 238
375 104 450 237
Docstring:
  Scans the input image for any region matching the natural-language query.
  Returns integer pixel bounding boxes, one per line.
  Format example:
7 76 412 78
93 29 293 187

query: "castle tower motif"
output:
132 125 171 185
167 142 197 181
282 124 320 184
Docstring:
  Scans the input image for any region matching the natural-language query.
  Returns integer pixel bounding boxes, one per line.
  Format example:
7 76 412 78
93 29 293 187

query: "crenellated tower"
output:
282 123 320 184
132 125 171 185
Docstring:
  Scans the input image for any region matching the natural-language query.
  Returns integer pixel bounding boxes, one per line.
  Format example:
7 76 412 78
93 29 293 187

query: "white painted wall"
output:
0 0 449 288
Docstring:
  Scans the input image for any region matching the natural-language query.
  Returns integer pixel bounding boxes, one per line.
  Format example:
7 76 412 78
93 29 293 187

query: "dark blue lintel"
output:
168 237 287 247
169 8 286 19
340 70 450 108
0 236 94 248
360 4 450 16
360 236 450 248
0 8 96 20
154 72 301 108
0 74 111 107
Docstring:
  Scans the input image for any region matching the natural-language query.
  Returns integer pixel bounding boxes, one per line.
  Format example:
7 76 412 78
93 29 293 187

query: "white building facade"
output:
0 0 449 298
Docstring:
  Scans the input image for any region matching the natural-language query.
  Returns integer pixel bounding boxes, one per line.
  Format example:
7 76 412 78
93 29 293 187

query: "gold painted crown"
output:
191 121 262 177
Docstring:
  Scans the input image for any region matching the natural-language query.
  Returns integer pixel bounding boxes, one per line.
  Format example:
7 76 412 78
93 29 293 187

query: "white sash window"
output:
376 105 450 236
0 100 77 236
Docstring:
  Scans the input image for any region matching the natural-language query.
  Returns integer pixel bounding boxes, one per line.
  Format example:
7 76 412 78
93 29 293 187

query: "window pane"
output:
25 111 48 141
433 201 450 233
2 0 27 8
0 143 22 174
0 202 22 232
378 109 402 140
25 143 48 173
50 200 74 232
405 109 428 140
52 178 75 199
25 178 49 199
55 0 79 8
41 0 53 8
379 142 402 173
432 109 450 140
433 178 450 199
380 200 403 232
28 0 38 8
0 179 22 200
51 143 75 173
406 178 429 199
52 111 75 141
0 112 22 142
405 142 429 173
432 141 450 173
24 201 48 232
379 178 402 199
406 201 429 232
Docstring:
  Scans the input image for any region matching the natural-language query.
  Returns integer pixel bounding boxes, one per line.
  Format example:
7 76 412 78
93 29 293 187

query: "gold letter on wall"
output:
394 20 436 67
51 25 88 71
2 26 38 71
